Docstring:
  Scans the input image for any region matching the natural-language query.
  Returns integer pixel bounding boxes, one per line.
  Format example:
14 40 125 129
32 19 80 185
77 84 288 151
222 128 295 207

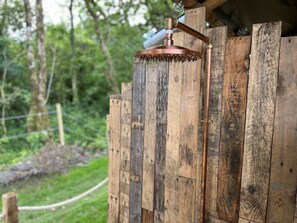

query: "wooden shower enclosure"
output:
107 7 297 223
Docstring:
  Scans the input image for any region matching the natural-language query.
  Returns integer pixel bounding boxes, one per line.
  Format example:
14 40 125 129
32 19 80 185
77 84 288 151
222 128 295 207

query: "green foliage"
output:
0 106 108 170
0 157 108 223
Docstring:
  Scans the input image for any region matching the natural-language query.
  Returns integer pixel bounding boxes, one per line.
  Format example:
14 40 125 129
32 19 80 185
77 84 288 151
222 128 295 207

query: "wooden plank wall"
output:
107 9 297 222
108 95 122 223
266 36 297 223
204 26 227 221
217 37 250 223
239 22 282 223
119 83 132 223
129 61 146 223
142 63 158 221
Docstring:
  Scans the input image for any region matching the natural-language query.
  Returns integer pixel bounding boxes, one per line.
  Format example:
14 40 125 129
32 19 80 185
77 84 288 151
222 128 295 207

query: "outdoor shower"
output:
135 17 212 223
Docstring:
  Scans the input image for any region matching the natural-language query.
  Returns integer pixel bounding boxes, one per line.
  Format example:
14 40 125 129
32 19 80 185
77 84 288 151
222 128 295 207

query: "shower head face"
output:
135 45 201 63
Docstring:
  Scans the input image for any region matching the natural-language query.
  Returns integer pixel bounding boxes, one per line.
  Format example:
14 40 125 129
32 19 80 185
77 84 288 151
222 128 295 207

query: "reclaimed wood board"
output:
206 215 229 223
164 33 184 222
142 208 154 223
204 26 227 219
266 36 297 223
239 22 282 222
179 7 204 180
154 62 169 222
120 83 132 223
142 63 158 211
238 218 257 223
129 61 146 223
295 195 297 223
177 176 196 223
108 95 122 223
217 36 250 222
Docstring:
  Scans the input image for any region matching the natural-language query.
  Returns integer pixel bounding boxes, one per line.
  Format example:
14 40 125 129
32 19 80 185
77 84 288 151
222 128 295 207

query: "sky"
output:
41 0 146 26
42 0 76 25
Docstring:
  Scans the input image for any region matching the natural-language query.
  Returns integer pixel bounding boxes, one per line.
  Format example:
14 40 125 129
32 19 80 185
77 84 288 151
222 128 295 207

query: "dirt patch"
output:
0 144 106 186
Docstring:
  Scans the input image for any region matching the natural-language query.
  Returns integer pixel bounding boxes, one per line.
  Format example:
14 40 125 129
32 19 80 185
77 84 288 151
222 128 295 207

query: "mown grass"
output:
0 156 108 223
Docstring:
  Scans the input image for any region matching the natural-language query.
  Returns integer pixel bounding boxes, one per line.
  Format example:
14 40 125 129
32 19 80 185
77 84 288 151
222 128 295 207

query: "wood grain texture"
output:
2 193 18 223
266 37 297 223
206 215 229 223
142 63 158 211
154 62 169 222
129 61 146 223
179 7 204 180
142 208 154 223
108 95 122 223
239 22 282 223
177 177 195 223
294 194 297 223
164 35 184 222
238 218 257 223
204 26 227 219
120 83 132 223
216 37 250 222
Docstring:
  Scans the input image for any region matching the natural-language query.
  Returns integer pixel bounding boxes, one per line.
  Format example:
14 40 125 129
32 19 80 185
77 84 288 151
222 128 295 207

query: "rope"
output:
2 127 58 140
0 111 57 121
18 177 108 212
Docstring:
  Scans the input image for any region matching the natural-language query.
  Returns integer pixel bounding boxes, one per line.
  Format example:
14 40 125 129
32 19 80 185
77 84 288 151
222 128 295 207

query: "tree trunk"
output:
1 47 8 136
84 0 119 94
69 0 79 104
24 0 49 131
0 0 8 36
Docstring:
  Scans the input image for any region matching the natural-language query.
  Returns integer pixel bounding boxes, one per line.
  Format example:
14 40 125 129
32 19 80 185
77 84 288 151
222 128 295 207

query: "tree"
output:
0 43 24 135
84 0 120 94
69 0 79 104
24 0 49 131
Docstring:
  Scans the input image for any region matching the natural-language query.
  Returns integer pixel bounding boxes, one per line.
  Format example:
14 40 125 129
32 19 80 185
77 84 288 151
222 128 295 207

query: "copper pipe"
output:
174 19 210 44
200 43 212 223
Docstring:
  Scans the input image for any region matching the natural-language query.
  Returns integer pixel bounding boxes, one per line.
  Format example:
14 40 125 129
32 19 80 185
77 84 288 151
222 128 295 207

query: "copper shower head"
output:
135 31 201 63
135 17 208 63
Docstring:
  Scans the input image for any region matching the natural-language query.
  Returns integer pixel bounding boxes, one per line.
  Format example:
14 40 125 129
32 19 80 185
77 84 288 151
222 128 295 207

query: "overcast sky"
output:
41 0 146 26
42 0 75 25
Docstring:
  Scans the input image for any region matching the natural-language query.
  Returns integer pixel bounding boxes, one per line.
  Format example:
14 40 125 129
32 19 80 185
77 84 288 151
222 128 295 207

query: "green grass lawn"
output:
0 156 108 223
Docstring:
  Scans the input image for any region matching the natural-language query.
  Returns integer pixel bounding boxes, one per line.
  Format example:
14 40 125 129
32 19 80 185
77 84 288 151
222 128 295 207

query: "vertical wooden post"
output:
239 22 281 223
119 83 132 223
217 36 250 223
266 36 297 223
2 193 18 223
203 26 227 221
108 95 122 223
56 103 65 146
129 60 146 223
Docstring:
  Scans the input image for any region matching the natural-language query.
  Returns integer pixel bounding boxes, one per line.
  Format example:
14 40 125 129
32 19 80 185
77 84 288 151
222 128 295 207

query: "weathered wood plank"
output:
179 7 204 180
177 176 195 222
238 218 257 223
108 95 122 223
266 36 297 223
120 83 132 223
203 26 227 219
216 36 250 222
206 215 229 223
295 195 297 223
129 61 146 223
164 33 184 222
239 22 282 222
142 63 158 212
154 62 169 222
142 208 154 223
2 193 18 223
